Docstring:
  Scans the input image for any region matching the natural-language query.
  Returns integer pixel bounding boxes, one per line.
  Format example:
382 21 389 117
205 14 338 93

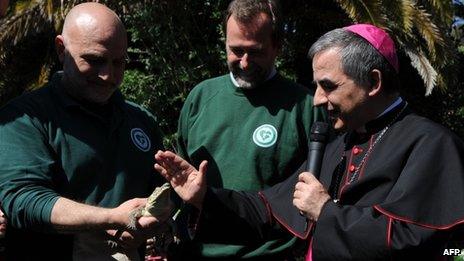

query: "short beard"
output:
234 76 256 89
230 67 266 89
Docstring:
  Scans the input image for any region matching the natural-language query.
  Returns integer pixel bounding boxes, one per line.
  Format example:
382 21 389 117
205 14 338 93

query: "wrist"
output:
106 208 125 229
191 188 206 210
312 196 331 222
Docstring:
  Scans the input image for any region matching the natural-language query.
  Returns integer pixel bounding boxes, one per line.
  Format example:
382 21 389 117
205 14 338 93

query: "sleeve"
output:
176 93 192 161
0 105 60 231
195 188 277 245
312 202 450 260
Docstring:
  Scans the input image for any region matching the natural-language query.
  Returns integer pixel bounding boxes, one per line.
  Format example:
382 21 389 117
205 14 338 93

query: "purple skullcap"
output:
344 24 399 73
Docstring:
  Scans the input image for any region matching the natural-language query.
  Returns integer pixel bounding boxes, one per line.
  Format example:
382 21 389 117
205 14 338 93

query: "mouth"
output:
234 69 258 80
327 110 340 125
89 81 116 90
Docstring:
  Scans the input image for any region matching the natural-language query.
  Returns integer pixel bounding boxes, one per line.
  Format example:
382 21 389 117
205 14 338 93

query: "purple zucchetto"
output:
344 24 399 73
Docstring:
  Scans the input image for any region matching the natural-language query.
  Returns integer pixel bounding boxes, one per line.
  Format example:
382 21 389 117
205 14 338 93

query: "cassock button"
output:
353 147 363 155
349 164 356 172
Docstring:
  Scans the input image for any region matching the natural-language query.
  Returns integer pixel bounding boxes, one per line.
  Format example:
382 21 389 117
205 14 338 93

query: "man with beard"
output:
0 3 167 259
174 0 324 259
156 24 464 260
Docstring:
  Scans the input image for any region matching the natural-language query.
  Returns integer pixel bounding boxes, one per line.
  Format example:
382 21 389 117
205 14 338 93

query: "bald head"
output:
55 2 128 105
62 2 126 45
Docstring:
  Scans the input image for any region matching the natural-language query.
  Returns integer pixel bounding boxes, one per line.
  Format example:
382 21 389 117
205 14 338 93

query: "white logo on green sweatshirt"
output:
253 124 277 148
131 128 151 152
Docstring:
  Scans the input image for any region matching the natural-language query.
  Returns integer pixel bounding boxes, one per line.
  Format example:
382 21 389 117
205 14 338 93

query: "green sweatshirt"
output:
0 72 164 259
176 74 324 259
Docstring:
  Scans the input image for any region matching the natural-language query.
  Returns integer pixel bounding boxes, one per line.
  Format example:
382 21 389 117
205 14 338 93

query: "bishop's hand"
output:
154 150 207 210
293 172 331 221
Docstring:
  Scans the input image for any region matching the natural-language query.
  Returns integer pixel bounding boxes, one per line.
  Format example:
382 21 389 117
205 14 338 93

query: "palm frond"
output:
399 0 416 34
337 0 387 26
405 49 437 95
426 0 453 23
380 0 414 35
411 5 444 59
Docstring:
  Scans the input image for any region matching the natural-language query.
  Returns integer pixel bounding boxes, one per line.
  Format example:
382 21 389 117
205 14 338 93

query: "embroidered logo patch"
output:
252 124 278 148
131 128 151 152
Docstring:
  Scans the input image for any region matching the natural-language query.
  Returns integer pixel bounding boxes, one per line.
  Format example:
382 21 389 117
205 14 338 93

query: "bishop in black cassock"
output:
155 24 464 260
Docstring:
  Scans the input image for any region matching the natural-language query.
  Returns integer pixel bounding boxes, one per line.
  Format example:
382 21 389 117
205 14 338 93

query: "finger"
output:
154 163 171 181
155 151 177 171
294 181 309 192
137 215 159 228
132 198 148 207
197 160 208 185
117 231 139 249
298 172 315 182
106 229 119 238
154 150 170 163
163 155 182 174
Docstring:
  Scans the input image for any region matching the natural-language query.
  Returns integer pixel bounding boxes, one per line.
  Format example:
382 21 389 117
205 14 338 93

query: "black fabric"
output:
199 103 464 260
197 188 277 244
261 170 309 239
271 104 464 259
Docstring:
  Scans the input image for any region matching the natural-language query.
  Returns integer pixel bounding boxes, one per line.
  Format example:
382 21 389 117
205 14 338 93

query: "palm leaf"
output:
405 49 437 95
337 0 387 26
411 4 444 60
425 0 453 23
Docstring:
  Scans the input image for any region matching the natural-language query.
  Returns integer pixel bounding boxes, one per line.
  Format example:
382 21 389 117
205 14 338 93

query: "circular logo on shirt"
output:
131 128 151 152
252 124 278 148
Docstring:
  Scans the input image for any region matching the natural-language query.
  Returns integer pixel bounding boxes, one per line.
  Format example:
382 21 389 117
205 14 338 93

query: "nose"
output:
98 63 115 83
313 86 328 107
240 53 250 70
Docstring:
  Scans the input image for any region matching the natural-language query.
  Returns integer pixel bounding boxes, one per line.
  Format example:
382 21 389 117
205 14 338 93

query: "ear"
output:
55 35 65 63
368 69 382 97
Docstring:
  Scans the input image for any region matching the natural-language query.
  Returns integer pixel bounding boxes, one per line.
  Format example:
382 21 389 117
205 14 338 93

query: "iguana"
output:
108 182 179 260
127 182 174 229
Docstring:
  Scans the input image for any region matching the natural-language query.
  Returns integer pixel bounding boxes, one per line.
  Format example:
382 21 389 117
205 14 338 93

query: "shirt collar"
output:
376 97 403 118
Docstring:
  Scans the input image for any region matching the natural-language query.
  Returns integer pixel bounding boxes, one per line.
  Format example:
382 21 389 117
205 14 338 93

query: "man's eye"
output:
231 48 245 57
320 82 337 91
85 58 105 66
248 49 263 57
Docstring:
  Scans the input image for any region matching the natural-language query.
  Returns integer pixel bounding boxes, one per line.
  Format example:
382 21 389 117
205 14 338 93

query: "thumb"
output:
299 172 314 182
197 160 208 185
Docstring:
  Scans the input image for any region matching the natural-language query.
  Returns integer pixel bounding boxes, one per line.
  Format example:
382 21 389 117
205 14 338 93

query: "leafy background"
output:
1 0 463 149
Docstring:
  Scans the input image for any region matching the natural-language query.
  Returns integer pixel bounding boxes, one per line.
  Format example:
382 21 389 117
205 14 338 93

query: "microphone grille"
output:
310 122 329 143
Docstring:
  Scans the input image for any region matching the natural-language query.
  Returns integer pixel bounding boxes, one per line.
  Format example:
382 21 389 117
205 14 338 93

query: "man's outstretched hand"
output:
154 150 207 209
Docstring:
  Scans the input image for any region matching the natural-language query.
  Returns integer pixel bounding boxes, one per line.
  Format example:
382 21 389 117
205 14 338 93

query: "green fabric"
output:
177 74 324 259
0 72 164 257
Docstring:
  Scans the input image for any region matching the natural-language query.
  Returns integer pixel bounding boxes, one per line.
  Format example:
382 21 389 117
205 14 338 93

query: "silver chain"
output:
347 103 408 184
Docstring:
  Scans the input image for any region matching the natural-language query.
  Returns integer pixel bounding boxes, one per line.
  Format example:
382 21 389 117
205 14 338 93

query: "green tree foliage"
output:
119 1 229 147
337 0 455 95
0 0 463 141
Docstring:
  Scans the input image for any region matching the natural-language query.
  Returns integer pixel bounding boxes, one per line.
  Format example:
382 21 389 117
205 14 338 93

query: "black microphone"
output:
306 122 329 178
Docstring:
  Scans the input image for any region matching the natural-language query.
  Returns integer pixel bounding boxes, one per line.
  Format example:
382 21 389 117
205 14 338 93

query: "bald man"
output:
0 3 165 260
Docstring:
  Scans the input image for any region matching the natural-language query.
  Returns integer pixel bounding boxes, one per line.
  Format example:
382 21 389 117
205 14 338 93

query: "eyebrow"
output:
228 43 264 50
314 78 336 86
81 53 105 59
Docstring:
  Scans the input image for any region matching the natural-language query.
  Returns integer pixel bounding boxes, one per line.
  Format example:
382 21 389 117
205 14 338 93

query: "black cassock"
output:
194 102 464 260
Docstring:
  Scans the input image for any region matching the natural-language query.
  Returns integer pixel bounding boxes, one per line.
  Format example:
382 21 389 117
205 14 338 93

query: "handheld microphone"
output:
306 122 329 178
